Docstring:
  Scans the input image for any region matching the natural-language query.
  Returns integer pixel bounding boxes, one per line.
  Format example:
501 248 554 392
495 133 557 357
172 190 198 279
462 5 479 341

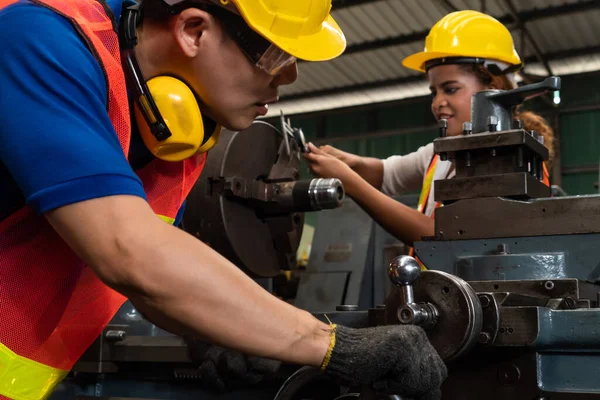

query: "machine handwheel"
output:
385 270 483 362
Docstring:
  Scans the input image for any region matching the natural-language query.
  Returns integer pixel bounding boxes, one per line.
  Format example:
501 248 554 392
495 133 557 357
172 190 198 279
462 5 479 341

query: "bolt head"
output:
479 295 491 308
478 332 491 344
397 303 420 325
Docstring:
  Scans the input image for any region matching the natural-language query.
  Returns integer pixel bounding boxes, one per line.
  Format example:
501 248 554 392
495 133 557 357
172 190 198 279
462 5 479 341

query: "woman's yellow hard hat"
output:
402 10 521 73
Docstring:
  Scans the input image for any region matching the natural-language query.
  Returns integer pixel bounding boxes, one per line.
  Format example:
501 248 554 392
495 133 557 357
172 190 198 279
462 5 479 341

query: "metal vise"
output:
433 76 559 203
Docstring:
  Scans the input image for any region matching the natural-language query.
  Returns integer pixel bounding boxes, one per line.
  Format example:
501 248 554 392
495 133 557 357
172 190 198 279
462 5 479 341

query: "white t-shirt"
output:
381 143 455 216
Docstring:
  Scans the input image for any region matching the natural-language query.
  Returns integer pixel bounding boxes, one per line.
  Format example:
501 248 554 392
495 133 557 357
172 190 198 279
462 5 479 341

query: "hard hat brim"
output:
402 50 522 73
235 5 346 62
402 51 461 73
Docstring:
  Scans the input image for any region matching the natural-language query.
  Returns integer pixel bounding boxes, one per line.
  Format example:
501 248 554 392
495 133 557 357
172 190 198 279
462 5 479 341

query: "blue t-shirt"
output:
0 0 186 225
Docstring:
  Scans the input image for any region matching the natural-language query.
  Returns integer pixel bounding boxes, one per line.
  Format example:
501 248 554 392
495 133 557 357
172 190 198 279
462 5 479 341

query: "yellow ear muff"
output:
196 124 222 154
135 76 204 162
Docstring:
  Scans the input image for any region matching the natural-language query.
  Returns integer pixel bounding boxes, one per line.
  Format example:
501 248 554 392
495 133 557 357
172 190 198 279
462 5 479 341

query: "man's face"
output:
196 32 298 131
175 11 298 131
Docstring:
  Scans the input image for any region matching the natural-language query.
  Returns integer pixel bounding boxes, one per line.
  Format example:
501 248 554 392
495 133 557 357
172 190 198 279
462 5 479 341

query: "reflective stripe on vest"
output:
408 155 440 270
157 214 176 225
416 155 440 216
0 1 206 398
0 343 67 400
542 163 550 186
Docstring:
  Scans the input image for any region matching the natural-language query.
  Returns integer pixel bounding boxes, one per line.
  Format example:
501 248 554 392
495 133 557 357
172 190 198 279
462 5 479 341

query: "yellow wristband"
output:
320 322 337 372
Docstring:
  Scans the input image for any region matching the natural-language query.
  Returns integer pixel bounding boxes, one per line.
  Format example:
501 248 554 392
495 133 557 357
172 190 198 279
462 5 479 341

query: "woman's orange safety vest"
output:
0 1 206 398
410 154 550 268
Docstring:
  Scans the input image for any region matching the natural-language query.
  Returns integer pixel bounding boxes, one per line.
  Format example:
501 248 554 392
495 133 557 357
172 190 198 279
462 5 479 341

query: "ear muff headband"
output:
119 4 221 161
120 5 172 142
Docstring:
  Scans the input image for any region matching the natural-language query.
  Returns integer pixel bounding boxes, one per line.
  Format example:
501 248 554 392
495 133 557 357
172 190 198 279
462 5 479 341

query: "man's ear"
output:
171 8 215 58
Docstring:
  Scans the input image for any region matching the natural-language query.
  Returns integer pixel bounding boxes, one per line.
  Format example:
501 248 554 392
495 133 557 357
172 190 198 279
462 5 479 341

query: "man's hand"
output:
322 325 447 399
188 340 282 391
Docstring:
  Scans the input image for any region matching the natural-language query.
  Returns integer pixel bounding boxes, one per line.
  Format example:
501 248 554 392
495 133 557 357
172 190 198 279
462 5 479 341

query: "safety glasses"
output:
160 0 296 76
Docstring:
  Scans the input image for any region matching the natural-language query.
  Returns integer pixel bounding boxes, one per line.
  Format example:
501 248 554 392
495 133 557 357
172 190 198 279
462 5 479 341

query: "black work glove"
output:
322 325 447 400
188 340 282 392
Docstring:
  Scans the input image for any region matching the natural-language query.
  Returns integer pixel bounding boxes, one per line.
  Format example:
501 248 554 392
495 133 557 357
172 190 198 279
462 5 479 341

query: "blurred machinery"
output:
292 194 418 312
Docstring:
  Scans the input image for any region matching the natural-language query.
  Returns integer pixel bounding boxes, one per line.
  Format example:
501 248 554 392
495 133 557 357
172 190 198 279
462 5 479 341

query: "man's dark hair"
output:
141 0 215 24
139 0 239 45
141 0 182 23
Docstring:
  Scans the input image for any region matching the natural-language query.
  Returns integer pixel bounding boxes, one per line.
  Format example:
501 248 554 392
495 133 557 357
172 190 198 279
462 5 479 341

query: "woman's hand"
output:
318 145 363 170
304 143 360 195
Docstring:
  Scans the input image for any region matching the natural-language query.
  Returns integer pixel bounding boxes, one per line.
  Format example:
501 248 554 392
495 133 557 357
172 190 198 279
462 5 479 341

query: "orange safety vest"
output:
409 154 550 268
0 1 206 398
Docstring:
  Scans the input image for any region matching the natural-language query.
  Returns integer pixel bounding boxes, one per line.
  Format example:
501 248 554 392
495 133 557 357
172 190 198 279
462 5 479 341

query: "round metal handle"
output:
388 255 421 287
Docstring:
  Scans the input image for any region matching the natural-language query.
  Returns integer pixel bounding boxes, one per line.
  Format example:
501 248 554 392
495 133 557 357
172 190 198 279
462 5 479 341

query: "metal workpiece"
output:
306 178 345 210
182 120 342 277
281 110 309 154
433 195 600 241
240 178 344 215
384 269 482 361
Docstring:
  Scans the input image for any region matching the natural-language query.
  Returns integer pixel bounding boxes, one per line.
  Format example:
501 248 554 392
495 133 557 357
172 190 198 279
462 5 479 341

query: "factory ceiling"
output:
269 0 600 117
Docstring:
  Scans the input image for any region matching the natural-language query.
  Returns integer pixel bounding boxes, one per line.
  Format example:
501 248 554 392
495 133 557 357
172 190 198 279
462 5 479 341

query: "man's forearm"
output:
46 196 331 367
346 176 434 246
122 220 332 366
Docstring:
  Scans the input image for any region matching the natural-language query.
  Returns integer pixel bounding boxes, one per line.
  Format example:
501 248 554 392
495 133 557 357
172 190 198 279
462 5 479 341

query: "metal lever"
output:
471 76 561 134
488 76 560 108
388 256 439 330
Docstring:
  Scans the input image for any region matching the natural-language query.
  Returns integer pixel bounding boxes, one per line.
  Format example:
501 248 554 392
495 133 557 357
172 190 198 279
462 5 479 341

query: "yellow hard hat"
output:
402 10 521 73
229 0 346 62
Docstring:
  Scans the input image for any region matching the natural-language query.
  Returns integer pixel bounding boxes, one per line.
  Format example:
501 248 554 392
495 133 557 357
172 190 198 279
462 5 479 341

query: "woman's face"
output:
428 64 489 137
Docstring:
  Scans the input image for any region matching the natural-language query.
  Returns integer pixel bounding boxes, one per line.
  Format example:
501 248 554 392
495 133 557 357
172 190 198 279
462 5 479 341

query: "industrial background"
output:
264 0 600 201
